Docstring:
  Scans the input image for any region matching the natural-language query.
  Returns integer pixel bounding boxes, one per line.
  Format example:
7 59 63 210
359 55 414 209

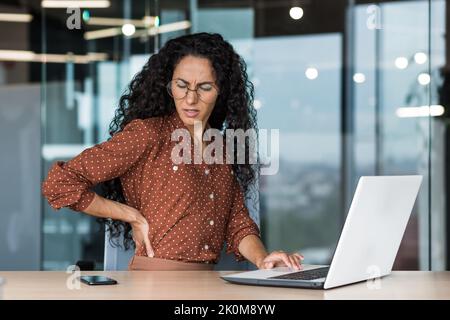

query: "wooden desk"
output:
0 271 449 300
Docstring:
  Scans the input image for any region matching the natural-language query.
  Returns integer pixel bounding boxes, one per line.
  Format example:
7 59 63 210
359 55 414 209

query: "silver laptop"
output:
221 175 423 290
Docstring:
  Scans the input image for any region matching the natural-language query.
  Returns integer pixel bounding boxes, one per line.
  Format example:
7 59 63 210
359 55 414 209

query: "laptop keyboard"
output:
269 267 330 281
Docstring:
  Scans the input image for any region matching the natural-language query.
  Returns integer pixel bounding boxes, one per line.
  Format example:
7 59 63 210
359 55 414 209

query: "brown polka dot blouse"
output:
42 111 261 264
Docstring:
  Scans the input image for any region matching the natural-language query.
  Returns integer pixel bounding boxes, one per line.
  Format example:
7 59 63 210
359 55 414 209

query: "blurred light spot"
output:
252 77 260 87
253 99 262 110
395 57 408 69
289 7 304 20
414 52 427 64
396 105 444 118
417 73 430 85
353 73 366 83
122 23 136 36
82 10 90 21
305 67 318 80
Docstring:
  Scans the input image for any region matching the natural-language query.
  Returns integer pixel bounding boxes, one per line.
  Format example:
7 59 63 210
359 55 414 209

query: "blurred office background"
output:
0 0 448 271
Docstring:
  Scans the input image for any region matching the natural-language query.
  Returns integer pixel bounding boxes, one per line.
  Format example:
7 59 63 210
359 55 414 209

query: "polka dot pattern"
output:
42 111 260 264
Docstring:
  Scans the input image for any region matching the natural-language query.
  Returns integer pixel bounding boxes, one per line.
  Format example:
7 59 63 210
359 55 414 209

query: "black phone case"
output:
79 276 118 285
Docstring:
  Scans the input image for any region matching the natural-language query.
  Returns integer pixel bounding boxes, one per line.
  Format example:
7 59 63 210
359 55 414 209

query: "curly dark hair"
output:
99 32 259 250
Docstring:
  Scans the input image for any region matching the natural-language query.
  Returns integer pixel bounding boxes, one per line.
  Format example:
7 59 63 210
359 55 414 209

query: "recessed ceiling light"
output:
289 7 304 20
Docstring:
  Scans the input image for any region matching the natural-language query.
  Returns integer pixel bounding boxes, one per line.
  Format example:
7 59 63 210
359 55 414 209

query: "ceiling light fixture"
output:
41 1 110 8
0 13 33 22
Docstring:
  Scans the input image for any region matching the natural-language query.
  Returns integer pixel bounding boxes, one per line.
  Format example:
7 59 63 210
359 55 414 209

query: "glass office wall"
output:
430 0 449 271
351 1 434 270
22 0 450 270
351 0 447 270
40 0 160 270
0 1 41 270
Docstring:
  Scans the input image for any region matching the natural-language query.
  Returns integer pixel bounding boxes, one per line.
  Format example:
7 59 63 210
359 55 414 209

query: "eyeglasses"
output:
166 78 219 103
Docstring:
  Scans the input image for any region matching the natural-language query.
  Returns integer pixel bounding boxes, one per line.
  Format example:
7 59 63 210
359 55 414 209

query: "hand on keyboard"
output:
256 250 304 270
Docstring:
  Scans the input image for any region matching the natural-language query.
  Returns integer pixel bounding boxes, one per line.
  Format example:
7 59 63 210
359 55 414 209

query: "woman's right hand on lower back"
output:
130 211 154 257
82 194 155 257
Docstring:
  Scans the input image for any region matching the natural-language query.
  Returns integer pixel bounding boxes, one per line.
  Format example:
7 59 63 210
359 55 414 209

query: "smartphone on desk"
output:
79 276 118 286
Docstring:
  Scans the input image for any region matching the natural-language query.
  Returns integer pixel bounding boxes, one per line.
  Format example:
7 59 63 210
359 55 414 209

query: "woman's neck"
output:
186 121 210 142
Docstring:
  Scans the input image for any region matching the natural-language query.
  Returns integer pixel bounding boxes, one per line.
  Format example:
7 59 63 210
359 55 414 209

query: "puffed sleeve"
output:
225 176 261 261
42 119 152 212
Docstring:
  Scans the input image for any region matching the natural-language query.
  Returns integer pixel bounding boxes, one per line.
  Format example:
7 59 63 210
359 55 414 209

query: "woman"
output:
42 32 303 271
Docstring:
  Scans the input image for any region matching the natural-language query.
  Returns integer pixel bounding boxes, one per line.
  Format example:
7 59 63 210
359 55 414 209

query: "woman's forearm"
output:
83 193 140 224
238 234 269 268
